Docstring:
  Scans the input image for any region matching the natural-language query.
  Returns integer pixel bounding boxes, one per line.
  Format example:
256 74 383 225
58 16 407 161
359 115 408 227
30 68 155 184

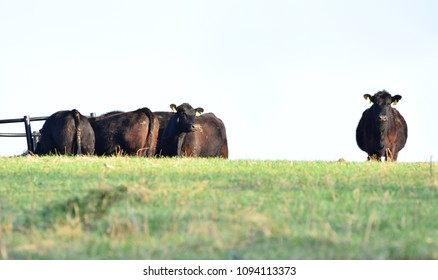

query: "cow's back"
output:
181 113 228 158
77 114 95 155
37 110 94 155
92 113 121 155
92 108 158 156
37 111 72 154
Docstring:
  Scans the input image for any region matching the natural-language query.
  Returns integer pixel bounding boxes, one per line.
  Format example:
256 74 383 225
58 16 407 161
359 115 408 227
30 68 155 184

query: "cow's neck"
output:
164 129 180 155
177 133 186 156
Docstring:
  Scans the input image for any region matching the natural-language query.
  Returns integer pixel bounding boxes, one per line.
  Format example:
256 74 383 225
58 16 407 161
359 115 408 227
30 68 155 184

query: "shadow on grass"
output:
19 186 128 230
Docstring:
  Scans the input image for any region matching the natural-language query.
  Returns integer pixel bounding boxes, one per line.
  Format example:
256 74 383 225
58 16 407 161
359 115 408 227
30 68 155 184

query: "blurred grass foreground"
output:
0 156 437 259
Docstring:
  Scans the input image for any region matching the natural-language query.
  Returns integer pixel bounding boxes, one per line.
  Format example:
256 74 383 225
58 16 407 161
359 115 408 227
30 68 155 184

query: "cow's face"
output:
364 91 401 123
170 103 204 132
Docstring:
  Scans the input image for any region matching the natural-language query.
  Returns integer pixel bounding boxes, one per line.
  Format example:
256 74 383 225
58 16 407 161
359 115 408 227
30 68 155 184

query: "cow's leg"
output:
219 144 228 159
391 149 399 161
184 146 193 157
368 154 381 161
385 148 397 162
60 140 74 155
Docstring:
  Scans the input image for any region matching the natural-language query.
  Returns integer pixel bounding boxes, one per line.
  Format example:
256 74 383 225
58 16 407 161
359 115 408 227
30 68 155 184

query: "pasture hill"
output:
0 156 437 259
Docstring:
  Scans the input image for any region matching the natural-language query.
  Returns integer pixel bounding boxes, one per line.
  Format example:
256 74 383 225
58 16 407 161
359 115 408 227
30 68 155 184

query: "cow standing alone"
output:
35 109 95 155
356 90 408 161
160 103 228 158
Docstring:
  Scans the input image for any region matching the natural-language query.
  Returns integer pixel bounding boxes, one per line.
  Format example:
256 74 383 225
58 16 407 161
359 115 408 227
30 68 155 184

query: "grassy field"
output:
0 156 437 259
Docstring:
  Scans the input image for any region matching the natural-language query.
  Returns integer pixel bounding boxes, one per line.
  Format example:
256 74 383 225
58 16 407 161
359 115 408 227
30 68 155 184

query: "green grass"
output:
1 156 438 259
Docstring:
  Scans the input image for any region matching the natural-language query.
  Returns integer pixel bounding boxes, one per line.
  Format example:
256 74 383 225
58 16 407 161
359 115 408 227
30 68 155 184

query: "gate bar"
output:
0 133 27 137
23 116 34 152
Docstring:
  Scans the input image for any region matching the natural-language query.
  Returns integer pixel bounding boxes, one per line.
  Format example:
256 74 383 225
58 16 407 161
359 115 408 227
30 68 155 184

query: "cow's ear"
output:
170 104 177 112
363 94 372 104
195 107 204 117
392 95 402 106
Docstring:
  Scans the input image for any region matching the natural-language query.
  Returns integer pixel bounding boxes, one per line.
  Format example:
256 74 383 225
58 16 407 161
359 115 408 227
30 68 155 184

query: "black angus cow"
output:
160 103 228 158
356 90 408 161
35 109 95 155
89 108 159 156
153 111 175 156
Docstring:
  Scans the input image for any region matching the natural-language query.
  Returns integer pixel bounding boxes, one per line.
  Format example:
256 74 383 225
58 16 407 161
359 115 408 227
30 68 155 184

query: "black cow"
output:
153 111 176 156
35 109 95 155
160 103 228 158
89 108 159 156
356 90 408 161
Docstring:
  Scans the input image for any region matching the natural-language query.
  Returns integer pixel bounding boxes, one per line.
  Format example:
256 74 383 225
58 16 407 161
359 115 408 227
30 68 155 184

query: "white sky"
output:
1 0 437 161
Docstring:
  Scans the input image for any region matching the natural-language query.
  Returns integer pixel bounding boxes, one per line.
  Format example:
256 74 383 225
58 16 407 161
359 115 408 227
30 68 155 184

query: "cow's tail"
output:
72 109 82 155
142 107 155 157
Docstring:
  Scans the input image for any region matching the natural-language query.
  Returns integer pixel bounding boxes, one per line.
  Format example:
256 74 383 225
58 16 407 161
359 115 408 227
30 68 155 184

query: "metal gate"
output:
0 116 48 153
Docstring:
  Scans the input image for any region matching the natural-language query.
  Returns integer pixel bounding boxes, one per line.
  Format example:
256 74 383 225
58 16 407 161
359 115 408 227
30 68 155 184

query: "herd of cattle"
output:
32 90 408 161
34 103 229 158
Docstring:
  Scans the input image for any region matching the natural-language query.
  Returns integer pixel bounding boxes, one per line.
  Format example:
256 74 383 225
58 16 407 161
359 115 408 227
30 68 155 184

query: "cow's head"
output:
364 91 402 123
170 103 204 132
